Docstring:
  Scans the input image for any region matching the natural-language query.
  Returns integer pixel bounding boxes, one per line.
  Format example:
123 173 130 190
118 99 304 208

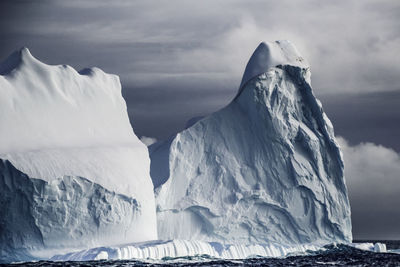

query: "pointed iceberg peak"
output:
19 47 33 58
239 40 308 89
0 47 37 75
5 46 33 59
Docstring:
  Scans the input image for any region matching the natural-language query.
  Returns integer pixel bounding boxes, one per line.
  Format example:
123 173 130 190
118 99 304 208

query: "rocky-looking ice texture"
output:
0 48 157 262
150 40 352 245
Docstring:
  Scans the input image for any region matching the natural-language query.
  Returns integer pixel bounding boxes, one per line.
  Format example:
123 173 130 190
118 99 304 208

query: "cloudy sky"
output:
0 0 399 240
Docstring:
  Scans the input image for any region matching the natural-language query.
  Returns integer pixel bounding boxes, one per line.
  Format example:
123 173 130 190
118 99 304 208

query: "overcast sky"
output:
0 0 399 240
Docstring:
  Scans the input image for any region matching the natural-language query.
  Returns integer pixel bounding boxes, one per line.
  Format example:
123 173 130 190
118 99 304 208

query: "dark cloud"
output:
1 0 400 92
319 90 400 152
124 83 233 140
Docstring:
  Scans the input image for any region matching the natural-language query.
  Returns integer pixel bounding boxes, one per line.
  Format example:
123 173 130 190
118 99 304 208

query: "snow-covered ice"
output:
0 48 157 262
150 40 352 245
0 48 135 154
239 40 308 91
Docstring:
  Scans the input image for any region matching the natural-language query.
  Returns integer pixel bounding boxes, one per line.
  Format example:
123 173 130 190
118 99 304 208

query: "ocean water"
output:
2 242 400 267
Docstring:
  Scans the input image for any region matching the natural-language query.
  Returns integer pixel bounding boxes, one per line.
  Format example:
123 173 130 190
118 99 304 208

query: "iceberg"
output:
0 41 354 263
150 40 352 245
0 48 157 262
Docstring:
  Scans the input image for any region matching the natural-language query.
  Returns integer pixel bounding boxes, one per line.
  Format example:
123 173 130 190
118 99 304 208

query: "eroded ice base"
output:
50 240 390 262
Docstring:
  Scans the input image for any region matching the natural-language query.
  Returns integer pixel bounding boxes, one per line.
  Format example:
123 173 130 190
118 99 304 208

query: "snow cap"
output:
239 40 308 90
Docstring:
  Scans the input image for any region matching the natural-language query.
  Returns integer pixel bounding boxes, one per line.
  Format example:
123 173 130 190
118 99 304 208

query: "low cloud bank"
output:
337 137 400 240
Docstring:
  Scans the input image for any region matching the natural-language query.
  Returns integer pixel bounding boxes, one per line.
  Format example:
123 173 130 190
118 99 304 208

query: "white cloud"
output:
337 137 400 239
140 136 158 146
170 0 400 93
338 137 400 197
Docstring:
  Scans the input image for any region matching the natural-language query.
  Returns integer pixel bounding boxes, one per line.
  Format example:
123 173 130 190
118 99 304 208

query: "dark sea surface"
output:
2 242 400 267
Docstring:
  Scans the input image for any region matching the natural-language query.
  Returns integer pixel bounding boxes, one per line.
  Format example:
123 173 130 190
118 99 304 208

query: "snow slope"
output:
0 48 157 262
150 40 352 245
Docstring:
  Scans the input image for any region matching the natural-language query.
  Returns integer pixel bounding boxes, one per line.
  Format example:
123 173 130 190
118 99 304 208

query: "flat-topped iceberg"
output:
0 48 157 262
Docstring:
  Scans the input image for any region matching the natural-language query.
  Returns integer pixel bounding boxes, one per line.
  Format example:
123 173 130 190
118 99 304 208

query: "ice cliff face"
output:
0 48 157 262
150 40 352 245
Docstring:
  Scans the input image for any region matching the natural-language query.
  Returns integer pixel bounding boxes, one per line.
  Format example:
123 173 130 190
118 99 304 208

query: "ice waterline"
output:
49 240 389 262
